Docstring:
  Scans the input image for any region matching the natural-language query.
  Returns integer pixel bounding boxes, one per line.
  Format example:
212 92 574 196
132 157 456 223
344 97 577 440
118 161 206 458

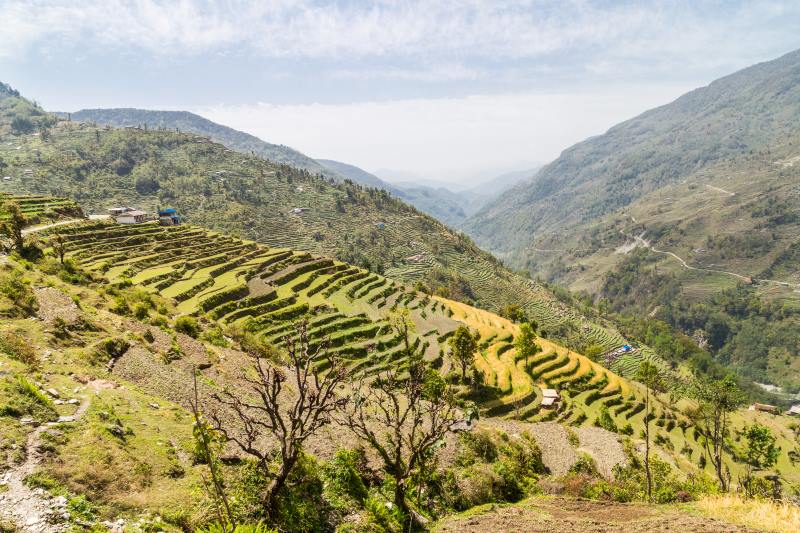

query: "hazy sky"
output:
3 1 800 184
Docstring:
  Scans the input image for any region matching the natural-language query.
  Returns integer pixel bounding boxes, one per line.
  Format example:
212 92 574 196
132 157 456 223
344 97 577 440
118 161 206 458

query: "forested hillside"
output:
68 108 345 182
1 84 624 356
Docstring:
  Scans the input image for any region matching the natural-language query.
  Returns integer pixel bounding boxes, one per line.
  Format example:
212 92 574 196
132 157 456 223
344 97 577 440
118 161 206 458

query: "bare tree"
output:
50 231 67 263
210 321 347 516
341 357 461 521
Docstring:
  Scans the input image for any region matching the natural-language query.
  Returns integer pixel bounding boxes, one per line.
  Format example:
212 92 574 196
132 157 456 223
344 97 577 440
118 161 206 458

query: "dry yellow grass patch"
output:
694 495 800 533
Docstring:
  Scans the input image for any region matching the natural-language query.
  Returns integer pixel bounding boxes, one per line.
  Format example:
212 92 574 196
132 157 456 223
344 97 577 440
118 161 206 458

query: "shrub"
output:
110 296 130 315
0 269 37 317
569 453 599 476
457 429 499 465
96 337 130 363
595 405 618 433
133 302 150 320
201 326 229 347
0 331 39 367
174 315 200 338
321 448 369 511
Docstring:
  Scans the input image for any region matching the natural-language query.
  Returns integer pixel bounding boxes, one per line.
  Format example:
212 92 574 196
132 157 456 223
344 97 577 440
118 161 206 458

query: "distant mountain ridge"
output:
465 48 800 253
66 107 536 227
319 160 539 227
67 108 346 182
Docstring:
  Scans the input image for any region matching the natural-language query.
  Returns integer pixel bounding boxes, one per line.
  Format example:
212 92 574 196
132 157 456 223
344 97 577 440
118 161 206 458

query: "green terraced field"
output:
52 220 726 481
0 192 82 222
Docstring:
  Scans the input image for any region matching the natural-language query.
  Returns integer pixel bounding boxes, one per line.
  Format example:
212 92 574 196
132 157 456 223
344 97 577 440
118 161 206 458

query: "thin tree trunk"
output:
644 387 652 502
263 452 297 515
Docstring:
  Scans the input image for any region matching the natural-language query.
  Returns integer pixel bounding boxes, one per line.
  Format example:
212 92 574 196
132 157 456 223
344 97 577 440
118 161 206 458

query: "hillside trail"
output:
0 397 90 532
622 230 800 290
21 218 82 236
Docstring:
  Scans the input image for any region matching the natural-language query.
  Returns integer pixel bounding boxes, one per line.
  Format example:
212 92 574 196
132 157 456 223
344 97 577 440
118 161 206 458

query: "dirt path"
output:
434 496 763 532
622 230 799 289
0 398 90 532
705 184 736 196
21 218 82 236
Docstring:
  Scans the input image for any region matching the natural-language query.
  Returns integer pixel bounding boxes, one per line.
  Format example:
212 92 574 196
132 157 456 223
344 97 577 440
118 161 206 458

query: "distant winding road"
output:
624 231 799 289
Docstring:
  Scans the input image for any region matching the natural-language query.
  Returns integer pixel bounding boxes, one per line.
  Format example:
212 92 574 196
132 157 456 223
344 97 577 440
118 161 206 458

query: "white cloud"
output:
3 0 798 80
195 84 695 184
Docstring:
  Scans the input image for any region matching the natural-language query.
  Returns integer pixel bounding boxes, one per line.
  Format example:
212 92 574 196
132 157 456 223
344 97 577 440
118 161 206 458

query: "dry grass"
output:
693 495 800 533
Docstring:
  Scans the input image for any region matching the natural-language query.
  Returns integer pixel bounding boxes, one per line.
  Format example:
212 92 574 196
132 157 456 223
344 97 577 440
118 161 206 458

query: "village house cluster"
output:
109 206 181 226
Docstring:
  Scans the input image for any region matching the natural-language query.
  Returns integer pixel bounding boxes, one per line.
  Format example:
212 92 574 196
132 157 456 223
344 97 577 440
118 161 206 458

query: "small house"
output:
158 208 180 226
116 210 148 224
541 388 560 409
748 403 779 414
290 207 308 215
109 206 135 216
788 405 800 416
375 222 386 230
2 176 11 182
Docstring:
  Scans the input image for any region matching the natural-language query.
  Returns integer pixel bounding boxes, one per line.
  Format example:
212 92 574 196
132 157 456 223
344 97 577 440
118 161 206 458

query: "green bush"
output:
322 448 369 511
96 337 130 363
174 315 200 338
0 269 37 317
0 331 39 367
595 405 618 433
201 326 229 347
133 302 150 320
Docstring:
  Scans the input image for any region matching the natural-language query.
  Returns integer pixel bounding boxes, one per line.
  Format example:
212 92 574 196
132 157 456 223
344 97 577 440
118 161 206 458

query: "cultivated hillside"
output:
0 84 625 358
464 48 800 389
2 210 798 531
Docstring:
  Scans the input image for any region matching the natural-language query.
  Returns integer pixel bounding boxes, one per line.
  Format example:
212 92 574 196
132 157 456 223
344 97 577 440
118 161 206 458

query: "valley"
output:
1 30 800 533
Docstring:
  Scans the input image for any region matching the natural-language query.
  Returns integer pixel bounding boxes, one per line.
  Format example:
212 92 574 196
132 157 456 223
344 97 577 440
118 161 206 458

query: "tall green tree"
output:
514 322 541 368
690 375 746 491
449 325 478 382
636 360 666 502
741 423 779 497
0 201 26 253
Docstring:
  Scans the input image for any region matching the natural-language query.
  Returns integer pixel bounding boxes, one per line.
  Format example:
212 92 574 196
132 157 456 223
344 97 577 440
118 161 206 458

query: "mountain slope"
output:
463 48 800 388
68 107 346 182
316 158 394 190
319 159 538 227
467 47 800 253
4 212 799 531
0 83 626 356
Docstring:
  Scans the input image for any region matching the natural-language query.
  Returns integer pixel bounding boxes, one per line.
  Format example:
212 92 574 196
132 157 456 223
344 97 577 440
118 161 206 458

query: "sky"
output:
2 1 800 185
